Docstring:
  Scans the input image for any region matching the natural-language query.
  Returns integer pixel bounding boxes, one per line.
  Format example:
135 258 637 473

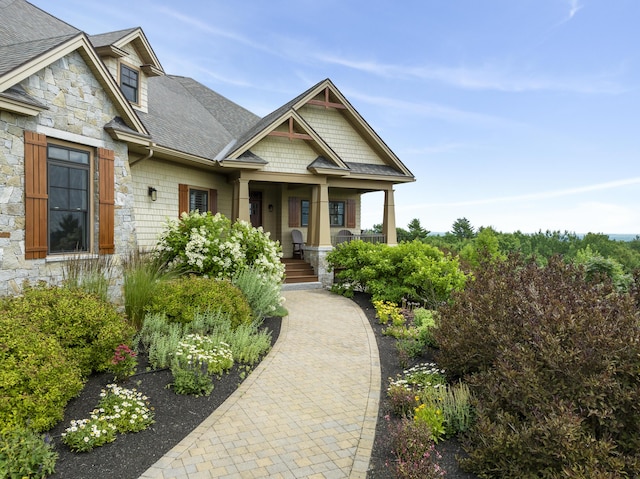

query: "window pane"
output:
301 200 309 227
69 189 87 210
121 84 137 102
49 187 68 209
48 146 69 161
49 211 87 253
189 189 208 212
68 150 89 165
69 168 88 189
49 164 68 187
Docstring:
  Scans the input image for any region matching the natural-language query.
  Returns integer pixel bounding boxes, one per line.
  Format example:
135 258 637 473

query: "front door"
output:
249 191 262 228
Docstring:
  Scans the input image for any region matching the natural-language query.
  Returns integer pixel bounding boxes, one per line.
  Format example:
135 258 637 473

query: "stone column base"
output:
303 246 334 288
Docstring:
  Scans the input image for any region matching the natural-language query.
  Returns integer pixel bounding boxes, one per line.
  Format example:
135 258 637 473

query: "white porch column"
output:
383 187 397 246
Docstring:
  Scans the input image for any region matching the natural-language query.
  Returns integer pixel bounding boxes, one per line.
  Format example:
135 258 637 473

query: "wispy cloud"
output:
568 0 584 20
154 6 277 55
344 89 519 128
401 177 640 210
316 54 623 94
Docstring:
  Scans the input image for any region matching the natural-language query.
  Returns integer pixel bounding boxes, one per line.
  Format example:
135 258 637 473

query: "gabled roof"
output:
136 75 260 161
223 78 414 180
0 0 147 134
90 27 163 75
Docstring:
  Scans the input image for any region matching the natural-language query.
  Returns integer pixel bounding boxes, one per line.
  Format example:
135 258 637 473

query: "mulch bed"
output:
46 295 477 478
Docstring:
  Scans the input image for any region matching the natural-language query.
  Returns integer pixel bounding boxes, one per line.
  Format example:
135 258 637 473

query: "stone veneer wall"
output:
0 51 137 302
304 246 334 287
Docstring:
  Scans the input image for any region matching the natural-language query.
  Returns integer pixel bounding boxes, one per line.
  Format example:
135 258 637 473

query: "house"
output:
0 0 414 296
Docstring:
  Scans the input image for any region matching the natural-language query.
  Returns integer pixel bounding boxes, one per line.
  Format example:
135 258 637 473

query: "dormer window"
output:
120 64 139 103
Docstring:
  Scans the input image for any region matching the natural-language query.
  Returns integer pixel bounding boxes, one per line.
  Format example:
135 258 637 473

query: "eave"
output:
218 159 266 170
104 126 150 146
94 44 128 58
0 96 47 116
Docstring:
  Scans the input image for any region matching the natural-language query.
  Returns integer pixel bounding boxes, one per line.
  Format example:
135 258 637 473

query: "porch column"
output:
383 187 397 246
309 183 331 247
232 178 250 223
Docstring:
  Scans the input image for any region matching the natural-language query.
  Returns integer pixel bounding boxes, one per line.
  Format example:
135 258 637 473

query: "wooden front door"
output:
249 191 262 228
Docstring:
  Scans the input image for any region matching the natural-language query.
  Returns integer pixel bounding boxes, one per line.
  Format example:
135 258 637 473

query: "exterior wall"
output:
252 136 318 174
101 43 148 113
130 158 233 250
299 104 386 166
0 51 136 299
277 187 361 258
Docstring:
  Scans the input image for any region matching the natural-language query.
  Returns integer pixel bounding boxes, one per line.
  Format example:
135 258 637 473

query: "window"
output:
48 145 90 253
120 64 139 103
189 188 209 213
301 200 310 226
24 131 115 259
178 184 217 216
329 201 345 227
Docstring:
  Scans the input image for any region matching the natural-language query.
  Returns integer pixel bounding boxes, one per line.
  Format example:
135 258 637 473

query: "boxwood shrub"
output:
146 276 253 328
436 255 640 477
3 285 134 376
0 312 83 432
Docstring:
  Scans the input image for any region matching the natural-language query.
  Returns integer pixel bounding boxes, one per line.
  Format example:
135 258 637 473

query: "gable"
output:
298 103 386 167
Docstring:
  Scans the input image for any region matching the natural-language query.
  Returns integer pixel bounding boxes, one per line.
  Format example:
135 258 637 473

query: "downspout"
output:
129 142 155 166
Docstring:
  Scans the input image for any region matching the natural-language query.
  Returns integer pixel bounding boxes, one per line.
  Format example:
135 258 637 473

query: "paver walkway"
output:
139 288 381 479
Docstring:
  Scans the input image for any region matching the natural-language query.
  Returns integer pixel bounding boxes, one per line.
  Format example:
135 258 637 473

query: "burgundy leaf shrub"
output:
435 255 640 477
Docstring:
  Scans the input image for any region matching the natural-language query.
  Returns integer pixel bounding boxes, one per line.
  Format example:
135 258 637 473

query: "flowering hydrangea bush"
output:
61 384 154 452
155 212 285 284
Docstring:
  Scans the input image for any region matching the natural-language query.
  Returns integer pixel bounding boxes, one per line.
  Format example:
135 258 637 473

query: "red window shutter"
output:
288 197 300 227
209 189 218 213
178 184 188 216
24 131 48 259
98 148 115 254
346 199 356 228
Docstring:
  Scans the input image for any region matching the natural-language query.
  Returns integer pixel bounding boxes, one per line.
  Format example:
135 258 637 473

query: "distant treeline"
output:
370 217 640 275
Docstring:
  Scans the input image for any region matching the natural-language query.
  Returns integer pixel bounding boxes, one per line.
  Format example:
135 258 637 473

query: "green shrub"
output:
0 313 83 432
436 255 640 477
3 285 134 376
155 211 285 283
146 276 252 328
328 240 467 306
0 426 58 478
232 267 282 320
413 308 438 348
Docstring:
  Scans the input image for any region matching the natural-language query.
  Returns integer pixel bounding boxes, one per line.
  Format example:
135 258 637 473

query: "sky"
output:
30 0 640 235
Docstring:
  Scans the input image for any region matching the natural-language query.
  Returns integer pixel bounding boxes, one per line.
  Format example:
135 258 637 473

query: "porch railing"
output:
332 232 386 246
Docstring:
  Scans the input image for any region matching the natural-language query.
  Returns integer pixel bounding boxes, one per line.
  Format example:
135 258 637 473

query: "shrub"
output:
387 417 445 479
3 285 134 376
0 426 58 479
155 212 285 284
232 267 282 320
146 276 253 328
436 255 640 477
328 240 466 306
413 308 438 348
0 312 83 432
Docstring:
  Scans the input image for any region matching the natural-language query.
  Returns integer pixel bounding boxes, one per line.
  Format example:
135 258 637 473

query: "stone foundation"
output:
303 246 334 288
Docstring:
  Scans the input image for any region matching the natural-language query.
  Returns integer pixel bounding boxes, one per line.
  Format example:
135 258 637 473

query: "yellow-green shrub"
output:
0 313 83 432
3 285 134 376
146 276 252 329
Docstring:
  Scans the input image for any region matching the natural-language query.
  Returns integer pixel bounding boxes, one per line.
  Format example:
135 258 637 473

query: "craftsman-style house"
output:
0 0 414 295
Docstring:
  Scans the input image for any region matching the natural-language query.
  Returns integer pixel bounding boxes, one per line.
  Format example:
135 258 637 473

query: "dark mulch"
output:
350 292 478 479
47 316 281 479
46 295 477 479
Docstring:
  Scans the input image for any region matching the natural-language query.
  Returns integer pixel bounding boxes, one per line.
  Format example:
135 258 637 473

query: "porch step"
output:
282 258 318 284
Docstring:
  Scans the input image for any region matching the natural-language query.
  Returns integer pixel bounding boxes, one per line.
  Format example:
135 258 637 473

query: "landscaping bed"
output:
47 316 281 479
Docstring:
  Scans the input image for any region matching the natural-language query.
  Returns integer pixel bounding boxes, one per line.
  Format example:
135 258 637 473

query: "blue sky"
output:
31 0 640 234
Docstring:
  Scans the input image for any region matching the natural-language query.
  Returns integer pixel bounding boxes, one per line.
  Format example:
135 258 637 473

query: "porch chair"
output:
335 229 353 245
291 229 305 259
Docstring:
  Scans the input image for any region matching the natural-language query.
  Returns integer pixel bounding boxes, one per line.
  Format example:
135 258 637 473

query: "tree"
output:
451 217 475 240
406 218 430 241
